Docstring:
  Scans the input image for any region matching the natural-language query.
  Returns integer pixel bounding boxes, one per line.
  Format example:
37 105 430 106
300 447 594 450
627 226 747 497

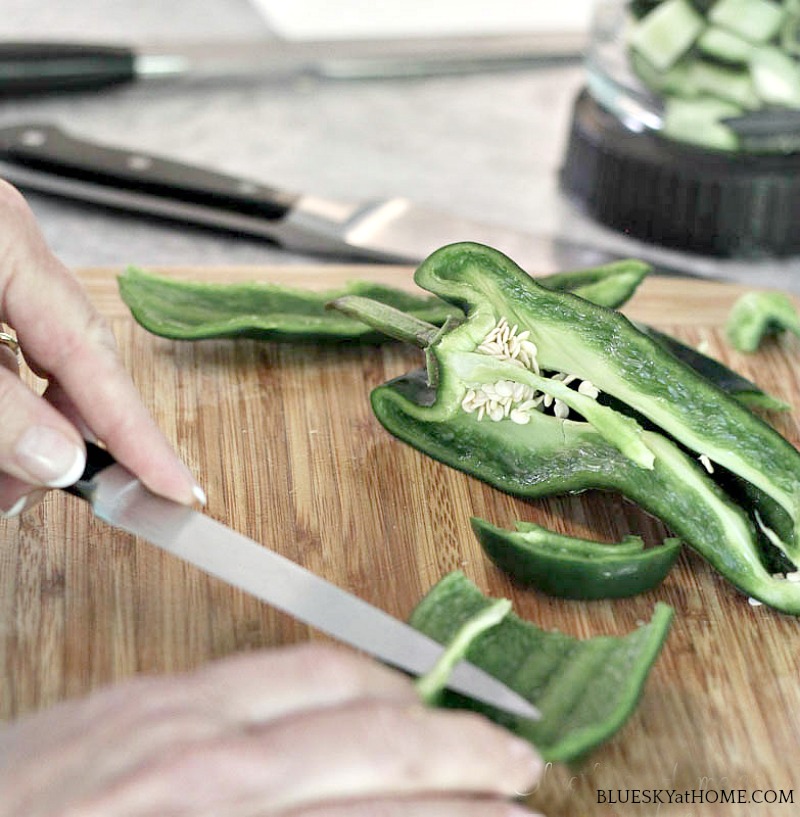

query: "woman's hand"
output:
0 181 202 514
0 644 543 816
0 184 545 815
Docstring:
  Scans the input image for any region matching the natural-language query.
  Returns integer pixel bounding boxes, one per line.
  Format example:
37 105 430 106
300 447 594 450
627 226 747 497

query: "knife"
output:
65 442 538 721
0 35 585 96
0 123 767 398
0 121 695 275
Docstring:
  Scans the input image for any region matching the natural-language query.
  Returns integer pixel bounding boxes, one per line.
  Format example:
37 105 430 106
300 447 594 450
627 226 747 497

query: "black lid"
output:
560 89 800 258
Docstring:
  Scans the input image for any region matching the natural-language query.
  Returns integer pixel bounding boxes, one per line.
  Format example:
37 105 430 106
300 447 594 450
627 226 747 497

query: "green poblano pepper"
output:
118 263 783 409
334 242 800 614
116 259 648 343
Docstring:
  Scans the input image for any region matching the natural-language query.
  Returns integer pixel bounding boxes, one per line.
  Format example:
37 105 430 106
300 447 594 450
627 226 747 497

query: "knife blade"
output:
0 121 695 276
66 443 538 721
0 35 586 96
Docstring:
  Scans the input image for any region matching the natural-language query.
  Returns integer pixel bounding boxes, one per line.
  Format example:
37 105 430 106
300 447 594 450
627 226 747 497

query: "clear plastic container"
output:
583 0 800 153
560 0 800 256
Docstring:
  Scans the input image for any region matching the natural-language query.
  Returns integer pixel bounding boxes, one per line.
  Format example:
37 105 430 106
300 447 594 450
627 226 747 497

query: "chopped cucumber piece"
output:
630 0 705 71
662 96 743 149
781 14 800 58
698 26 757 62
709 0 785 43
691 59 761 106
628 0 800 150
750 44 800 105
784 0 800 51
631 51 702 96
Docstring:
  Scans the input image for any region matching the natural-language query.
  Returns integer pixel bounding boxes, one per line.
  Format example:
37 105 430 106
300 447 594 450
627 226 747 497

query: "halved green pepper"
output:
637 324 789 411
472 517 682 600
334 242 800 614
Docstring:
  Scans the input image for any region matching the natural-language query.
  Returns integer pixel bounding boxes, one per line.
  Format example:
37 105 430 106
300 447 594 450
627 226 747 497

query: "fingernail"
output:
173 457 206 507
15 427 86 488
0 494 28 518
192 483 207 507
177 459 207 507
0 490 46 519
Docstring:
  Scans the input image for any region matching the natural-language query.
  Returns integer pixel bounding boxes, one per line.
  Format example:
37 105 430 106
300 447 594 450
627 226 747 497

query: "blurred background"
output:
0 0 599 267
4 0 799 289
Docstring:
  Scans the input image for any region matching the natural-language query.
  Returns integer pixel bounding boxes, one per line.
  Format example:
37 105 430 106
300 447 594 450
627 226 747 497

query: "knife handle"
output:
62 441 117 501
0 122 299 221
0 42 138 96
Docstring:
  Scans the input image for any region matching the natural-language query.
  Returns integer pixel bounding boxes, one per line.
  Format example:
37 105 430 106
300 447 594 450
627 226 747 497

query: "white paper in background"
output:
250 0 594 40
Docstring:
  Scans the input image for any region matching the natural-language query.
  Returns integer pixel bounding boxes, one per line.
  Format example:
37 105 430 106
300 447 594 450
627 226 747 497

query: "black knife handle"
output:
0 42 137 96
0 122 298 220
62 441 118 501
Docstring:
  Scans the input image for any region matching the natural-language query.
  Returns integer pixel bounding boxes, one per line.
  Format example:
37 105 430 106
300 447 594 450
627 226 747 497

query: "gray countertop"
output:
4 0 800 291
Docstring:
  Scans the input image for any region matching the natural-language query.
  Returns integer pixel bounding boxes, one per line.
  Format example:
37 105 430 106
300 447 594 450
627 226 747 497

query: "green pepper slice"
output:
534 258 650 308
116 260 647 343
409 572 674 763
335 242 800 614
472 517 682 600
118 268 459 343
725 291 800 353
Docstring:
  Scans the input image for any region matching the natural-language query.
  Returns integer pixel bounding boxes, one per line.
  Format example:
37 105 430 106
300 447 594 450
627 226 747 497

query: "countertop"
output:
6 0 800 290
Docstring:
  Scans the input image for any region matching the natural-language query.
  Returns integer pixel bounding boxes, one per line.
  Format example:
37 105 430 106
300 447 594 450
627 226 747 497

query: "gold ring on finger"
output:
0 331 20 359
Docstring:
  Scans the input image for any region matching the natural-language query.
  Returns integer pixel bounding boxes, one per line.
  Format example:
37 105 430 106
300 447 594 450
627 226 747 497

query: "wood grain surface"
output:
2 265 799 816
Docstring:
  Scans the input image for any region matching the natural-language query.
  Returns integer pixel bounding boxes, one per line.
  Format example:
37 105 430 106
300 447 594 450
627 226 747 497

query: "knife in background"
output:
0 121 694 275
65 442 538 721
0 34 585 95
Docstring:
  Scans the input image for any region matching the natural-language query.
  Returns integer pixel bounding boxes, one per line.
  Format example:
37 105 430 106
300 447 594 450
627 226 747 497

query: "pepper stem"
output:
327 295 440 349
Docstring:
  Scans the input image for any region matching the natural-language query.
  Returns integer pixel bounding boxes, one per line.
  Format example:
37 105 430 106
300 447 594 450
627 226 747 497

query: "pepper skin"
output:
472 517 681 600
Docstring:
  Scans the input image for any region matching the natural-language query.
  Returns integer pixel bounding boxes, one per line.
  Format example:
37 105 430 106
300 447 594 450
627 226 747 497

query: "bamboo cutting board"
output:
1 266 799 816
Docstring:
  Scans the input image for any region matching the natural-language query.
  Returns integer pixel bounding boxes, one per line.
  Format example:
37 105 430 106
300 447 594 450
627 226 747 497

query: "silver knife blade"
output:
71 454 538 721
0 122 696 276
0 34 586 98
138 33 587 82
